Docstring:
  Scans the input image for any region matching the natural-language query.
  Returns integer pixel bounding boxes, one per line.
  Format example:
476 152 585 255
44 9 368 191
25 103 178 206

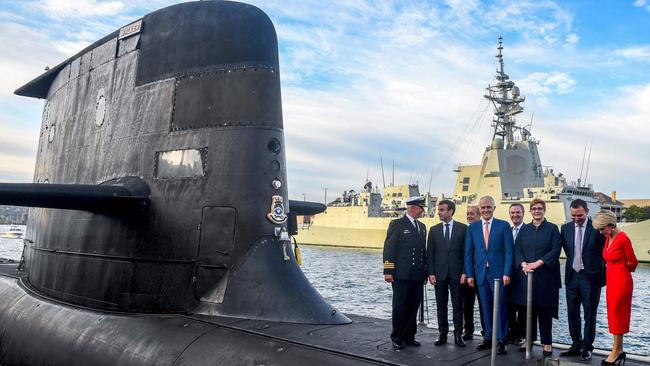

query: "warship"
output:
298 38 650 262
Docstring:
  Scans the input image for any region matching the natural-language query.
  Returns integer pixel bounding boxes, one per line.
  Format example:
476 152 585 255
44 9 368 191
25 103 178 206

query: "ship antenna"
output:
427 167 434 194
578 142 587 186
583 139 593 186
379 151 386 188
392 153 395 187
526 100 536 137
366 162 370 183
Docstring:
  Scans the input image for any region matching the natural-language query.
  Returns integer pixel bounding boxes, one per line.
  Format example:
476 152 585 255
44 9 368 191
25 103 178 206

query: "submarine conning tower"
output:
7 1 348 325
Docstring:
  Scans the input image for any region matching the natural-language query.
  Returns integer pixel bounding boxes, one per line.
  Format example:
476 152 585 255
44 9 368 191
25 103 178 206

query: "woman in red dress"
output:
593 211 638 365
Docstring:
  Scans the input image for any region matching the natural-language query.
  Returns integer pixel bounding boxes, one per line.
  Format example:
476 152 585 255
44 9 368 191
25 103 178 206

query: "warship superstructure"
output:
298 37 650 262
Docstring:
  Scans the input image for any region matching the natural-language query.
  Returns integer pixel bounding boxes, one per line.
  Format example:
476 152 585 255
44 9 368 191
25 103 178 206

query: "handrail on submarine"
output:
0 178 150 213
288 200 326 216
0 181 322 217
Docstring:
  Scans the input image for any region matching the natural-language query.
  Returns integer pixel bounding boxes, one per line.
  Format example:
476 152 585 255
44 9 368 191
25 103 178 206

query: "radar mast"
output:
484 36 527 148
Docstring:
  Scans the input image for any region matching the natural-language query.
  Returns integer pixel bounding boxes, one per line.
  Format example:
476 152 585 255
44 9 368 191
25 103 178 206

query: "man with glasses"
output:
465 196 513 355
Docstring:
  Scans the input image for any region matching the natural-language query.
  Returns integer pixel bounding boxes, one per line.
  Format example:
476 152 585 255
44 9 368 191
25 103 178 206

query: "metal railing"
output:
526 272 533 360
490 278 500 366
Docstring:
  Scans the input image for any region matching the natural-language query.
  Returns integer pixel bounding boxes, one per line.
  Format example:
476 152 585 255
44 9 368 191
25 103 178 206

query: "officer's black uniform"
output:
383 213 427 347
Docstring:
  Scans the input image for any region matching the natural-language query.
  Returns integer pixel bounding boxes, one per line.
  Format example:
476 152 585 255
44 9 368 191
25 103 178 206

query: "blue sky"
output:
1 0 649 201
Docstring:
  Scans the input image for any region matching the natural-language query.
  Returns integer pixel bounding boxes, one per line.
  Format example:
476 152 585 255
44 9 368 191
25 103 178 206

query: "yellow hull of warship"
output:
298 38 650 262
297 202 650 262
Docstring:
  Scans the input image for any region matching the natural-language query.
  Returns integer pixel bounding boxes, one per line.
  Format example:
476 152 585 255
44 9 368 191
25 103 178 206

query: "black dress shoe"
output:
476 339 492 350
462 332 474 340
560 346 582 357
581 349 592 361
434 335 447 346
497 342 507 355
392 341 404 350
405 339 421 347
454 334 466 347
543 350 553 358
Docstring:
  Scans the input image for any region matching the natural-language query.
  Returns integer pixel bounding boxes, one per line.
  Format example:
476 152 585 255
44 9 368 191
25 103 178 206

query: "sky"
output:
1 0 649 202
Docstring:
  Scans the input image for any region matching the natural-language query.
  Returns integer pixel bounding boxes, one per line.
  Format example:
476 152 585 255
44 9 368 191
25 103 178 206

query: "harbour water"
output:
1 225 648 355
298 245 650 356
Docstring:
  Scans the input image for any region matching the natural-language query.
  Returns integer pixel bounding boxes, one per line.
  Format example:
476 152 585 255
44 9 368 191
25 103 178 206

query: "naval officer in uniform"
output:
383 196 427 350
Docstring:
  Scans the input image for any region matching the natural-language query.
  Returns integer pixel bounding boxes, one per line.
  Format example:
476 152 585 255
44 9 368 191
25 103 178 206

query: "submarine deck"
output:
1 259 648 366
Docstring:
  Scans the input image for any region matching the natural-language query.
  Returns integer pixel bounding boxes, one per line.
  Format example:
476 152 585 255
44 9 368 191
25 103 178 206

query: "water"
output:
299 245 650 356
1 231 648 355
0 225 25 261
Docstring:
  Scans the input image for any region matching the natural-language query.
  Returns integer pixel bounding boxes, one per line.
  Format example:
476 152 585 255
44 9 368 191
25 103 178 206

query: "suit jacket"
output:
383 215 427 281
561 218 606 287
427 220 467 282
465 217 513 284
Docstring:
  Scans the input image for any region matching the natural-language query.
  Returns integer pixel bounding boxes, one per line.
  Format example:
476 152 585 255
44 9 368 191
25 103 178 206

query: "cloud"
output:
37 0 126 19
565 33 579 45
533 83 650 196
633 0 646 7
519 72 576 95
0 22 68 98
1 0 648 200
614 46 650 61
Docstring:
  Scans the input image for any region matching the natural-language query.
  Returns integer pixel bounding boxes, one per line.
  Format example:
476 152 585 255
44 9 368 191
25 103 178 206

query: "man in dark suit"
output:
427 200 468 347
383 196 427 350
465 195 513 355
559 199 606 361
461 205 483 340
507 203 526 346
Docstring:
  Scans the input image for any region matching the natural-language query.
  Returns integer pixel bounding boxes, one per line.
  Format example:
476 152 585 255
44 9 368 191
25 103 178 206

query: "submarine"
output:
5 1 647 365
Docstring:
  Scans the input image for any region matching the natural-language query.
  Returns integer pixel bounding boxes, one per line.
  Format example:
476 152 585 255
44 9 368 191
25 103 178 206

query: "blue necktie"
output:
444 223 450 246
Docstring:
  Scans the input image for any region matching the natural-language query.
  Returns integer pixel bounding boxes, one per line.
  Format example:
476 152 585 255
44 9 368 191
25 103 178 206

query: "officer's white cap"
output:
405 196 425 207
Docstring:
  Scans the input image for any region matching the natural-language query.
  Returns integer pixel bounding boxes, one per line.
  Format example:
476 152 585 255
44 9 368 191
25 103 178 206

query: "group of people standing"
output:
383 195 638 364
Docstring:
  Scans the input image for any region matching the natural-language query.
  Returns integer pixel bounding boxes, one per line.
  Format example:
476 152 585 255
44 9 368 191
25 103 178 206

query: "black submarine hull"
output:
0 273 373 366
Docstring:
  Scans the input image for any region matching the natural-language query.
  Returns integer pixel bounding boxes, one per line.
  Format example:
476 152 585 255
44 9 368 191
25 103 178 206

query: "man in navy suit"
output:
427 199 468 347
559 199 605 361
383 196 428 350
465 195 513 355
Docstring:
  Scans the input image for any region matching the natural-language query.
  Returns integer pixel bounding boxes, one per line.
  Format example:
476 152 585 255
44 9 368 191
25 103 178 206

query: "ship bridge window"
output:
462 185 469 192
155 148 207 178
462 177 470 184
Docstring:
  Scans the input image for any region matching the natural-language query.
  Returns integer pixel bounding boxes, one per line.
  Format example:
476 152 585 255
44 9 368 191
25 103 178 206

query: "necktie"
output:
513 226 519 240
444 223 450 246
573 225 583 272
483 220 490 250
413 219 419 235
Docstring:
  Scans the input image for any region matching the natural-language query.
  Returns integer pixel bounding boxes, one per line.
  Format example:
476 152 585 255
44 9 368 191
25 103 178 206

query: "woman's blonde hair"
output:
593 210 617 230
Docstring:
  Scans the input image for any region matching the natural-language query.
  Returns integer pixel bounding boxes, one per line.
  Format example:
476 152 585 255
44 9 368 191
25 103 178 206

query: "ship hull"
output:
0 272 377 366
299 203 650 262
